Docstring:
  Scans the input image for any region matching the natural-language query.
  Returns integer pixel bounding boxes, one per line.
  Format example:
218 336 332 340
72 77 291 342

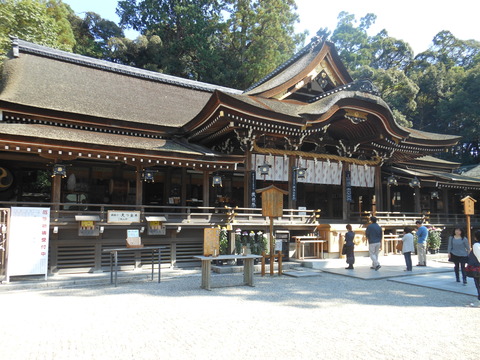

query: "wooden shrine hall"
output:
1 36 480 274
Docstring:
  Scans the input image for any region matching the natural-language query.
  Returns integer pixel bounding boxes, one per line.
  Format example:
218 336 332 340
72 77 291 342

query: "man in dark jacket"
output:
366 216 383 270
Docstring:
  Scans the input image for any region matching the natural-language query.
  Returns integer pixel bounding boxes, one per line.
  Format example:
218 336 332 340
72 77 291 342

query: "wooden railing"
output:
351 210 480 228
0 202 319 229
3 201 479 229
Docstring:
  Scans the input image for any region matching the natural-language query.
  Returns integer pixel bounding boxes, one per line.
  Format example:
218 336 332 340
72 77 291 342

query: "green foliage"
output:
234 229 267 255
69 11 124 59
0 0 75 57
116 0 304 87
427 229 442 250
117 0 228 82
222 0 306 88
219 227 229 255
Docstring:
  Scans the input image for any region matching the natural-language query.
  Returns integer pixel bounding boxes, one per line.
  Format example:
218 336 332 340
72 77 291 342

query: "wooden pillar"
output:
442 188 449 215
203 170 210 207
164 167 172 206
386 184 391 212
342 164 349 221
244 148 252 208
374 166 383 211
51 171 62 222
181 167 187 207
414 188 421 213
288 156 295 209
135 165 143 205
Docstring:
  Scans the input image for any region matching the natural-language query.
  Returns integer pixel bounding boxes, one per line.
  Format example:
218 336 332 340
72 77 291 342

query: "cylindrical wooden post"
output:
466 215 472 248
278 251 282 276
261 251 266 277
270 254 274 276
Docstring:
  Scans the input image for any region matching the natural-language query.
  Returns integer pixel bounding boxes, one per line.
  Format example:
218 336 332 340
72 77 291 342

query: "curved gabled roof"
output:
244 37 352 99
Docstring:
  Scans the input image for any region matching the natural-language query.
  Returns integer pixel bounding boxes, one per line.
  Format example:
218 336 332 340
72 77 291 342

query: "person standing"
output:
467 230 480 307
415 220 428 266
365 216 382 270
448 226 470 285
401 226 415 271
344 224 355 269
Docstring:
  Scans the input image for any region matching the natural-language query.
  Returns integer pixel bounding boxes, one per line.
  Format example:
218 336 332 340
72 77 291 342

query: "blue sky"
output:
64 0 480 55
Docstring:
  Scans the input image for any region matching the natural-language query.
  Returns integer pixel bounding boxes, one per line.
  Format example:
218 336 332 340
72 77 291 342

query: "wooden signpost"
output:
256 185 288 276
461 196 476 247
203 228 220 257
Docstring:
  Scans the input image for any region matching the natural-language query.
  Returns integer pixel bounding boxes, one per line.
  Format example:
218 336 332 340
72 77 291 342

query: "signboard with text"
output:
107 210 141 223
7 207 50 281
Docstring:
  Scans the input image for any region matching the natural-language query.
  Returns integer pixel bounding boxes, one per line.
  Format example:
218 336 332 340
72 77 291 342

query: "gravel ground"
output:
0 270 478 360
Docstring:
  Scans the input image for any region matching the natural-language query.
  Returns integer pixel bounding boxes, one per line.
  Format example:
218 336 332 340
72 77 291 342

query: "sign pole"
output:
270 217 274 276
466 215 471 248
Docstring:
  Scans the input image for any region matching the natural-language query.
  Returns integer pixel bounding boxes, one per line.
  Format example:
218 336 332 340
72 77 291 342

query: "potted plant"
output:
427 227 442 254
216 227 229 265
234 230 249 265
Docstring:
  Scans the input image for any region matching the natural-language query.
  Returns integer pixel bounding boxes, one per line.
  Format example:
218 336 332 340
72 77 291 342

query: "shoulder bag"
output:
465 249 480 278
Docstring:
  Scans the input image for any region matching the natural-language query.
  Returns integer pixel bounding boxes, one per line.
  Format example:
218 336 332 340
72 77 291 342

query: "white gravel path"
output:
0 270 478 360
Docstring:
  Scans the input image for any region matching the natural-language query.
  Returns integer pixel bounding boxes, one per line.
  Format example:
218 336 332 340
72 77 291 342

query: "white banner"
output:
7 207 50 280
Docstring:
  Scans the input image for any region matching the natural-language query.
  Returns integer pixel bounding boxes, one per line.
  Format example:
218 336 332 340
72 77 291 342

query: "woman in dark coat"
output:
344 224 355 269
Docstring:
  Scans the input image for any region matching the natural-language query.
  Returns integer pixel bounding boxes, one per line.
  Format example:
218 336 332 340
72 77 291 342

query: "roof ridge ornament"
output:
350 79 380 96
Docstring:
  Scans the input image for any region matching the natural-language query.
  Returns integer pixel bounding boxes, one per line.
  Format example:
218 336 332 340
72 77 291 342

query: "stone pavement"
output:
0 253 477 298
0 254 479 359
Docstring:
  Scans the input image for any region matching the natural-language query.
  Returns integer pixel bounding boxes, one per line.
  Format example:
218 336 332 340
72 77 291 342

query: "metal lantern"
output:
387 175 398 186
431 190 439 199
212 175 222 187
142 169 156 182
52 164 67 178
258 163 271 176
409 176 421 188
296 168 307 179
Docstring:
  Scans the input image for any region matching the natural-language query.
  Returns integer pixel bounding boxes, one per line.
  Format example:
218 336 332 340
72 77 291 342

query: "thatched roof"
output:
0 39 241 128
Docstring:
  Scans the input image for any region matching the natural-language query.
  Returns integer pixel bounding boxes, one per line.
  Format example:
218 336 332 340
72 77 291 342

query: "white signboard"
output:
127 229 140 238
7 207 50 281
107 210 141 223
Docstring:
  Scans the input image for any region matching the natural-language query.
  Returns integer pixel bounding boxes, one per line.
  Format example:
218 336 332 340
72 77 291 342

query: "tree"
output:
69 11 124 59
108 35 164 71
330 12 375 71
116 0 305 88
117 0 226 81
222 0 305 89
369 30 414 70
437 63 480 163
0 0 75 57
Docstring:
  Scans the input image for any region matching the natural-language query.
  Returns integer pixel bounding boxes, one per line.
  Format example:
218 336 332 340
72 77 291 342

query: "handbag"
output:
466 249 480 277
341 244 347 255
396 241 403 251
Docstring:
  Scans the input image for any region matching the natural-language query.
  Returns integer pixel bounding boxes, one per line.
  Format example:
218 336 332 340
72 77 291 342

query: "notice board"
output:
7 207 50 281
203 228 220 256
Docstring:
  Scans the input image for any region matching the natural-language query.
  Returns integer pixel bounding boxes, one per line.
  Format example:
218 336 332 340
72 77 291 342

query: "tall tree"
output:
69 11 124 59
330 12 375 71
0 0 75 57
117 0 226 81
116 0 305 88
222 0 305 89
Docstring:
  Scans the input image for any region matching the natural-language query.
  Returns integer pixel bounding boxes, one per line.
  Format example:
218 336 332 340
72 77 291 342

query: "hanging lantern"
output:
258 163 271 176
387 175 398 186
212 175 222 187
409 177 421 188
296 168 307 179
52 164 67 178
142 169 156 182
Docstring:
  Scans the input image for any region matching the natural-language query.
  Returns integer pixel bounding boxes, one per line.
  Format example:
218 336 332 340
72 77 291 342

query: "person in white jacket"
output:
469 230 480 307
401 227 415 271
